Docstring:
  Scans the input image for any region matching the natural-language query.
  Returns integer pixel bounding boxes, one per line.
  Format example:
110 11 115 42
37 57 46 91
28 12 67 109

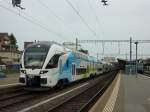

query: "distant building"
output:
103 57 117 63
0 33 20 65
0 33 18 51
143 58 150 71
0 33 11 51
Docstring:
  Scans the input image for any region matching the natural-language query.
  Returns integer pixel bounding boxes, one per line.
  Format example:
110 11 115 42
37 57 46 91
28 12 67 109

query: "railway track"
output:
0 77 97 110
0 90 38 110
0 71 118 112
0 84 48 112
0 89 28 102
0 85 23 95
47 71 117 112
0 85 29 107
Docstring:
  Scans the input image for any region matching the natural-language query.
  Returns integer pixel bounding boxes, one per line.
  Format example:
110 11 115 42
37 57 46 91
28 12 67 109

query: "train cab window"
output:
46 54 62 69
24 47 49 69
76 68 87 75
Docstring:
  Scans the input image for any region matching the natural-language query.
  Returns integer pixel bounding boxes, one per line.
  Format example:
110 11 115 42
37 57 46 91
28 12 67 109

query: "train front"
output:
19 42 55 88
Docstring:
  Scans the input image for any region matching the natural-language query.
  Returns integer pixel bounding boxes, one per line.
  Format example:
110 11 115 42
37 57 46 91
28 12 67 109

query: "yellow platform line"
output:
102 73 121 112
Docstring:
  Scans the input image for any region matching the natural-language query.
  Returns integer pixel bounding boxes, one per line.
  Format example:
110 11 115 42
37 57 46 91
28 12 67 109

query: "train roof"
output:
26 41 62 49
25 41 101 63
88 56 98 62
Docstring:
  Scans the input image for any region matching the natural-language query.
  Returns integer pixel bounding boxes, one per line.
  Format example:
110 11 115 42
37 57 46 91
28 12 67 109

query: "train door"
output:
59 59 62 74
72 64 76 80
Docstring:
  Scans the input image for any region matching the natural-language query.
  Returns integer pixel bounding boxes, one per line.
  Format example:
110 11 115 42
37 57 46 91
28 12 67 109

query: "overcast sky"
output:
0 0 150 59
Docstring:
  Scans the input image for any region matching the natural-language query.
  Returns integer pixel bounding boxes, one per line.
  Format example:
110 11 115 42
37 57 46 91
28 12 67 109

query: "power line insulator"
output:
12 0 25 10
12 0 21 7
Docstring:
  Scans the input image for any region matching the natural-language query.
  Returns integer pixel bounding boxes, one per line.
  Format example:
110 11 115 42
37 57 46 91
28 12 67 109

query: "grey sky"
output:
0 0 150 59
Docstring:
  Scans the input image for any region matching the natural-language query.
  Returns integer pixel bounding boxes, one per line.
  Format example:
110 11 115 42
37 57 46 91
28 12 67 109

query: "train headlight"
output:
40 70 48 74
20 70 26 74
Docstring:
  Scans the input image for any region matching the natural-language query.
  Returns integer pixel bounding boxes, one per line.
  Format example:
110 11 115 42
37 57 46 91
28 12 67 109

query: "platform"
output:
113 72 150 112
90 71 150 112
0 73 20 87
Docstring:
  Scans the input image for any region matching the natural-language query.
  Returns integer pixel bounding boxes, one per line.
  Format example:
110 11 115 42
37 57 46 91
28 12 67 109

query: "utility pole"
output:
97 53 99 59
125 53 127 60
102 42 105 55
130 37 132 62
118 42 120 54
135 41 138 76
76 38 78 51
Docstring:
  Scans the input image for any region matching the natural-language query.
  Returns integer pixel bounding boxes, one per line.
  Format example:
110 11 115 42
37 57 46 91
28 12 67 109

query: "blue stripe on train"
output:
58 52 81 82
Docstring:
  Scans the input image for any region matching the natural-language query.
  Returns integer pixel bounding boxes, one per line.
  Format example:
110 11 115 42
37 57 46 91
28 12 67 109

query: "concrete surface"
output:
0 73 19 85
113 73 150 112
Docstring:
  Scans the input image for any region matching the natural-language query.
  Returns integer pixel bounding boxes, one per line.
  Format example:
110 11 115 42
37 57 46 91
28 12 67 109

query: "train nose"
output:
40 78 47 84
19 77 25 83
26 75 41 87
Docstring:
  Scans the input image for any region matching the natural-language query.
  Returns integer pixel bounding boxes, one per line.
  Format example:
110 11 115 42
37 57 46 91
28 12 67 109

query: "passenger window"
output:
76 68 87 75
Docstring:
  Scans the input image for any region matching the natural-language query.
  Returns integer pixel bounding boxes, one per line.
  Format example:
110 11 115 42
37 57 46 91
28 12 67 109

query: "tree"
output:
9 33 17 45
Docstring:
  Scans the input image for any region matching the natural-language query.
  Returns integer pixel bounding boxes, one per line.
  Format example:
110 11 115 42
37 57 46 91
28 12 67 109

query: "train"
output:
19 41 114 88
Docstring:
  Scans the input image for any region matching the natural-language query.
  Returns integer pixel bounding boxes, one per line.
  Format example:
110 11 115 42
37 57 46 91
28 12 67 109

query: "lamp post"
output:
134 41 138 76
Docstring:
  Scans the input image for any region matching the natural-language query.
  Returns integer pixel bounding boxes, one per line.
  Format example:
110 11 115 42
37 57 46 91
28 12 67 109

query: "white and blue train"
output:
19 41 105 88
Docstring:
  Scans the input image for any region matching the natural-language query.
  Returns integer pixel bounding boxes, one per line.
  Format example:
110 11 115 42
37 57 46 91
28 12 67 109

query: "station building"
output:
0 33 21 70
117 58 149 74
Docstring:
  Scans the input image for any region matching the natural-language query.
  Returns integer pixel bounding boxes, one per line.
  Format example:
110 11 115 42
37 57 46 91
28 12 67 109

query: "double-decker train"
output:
19 41 112 88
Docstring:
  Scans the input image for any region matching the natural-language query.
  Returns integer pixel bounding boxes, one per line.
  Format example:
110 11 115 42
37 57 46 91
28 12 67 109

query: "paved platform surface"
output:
143 71 150 77
0 73 19 85
113 72 150 112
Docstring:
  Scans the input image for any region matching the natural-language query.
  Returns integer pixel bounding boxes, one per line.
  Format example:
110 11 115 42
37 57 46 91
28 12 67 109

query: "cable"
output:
36 0 76 40
87 0 105 38
0 4 66 40
37 0 65 24
65 0 98 38
4 0 50 30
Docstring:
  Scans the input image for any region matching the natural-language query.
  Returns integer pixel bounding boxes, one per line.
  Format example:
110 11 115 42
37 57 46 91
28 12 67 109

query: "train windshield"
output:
24 47 49 69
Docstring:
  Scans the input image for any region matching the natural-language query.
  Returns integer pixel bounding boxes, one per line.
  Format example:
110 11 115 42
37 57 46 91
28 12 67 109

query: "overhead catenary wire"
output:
87 0 105 38
2 0 100 41
0 4 67 41
36 0 76 41
65 0 98 38
4 0 47 26
37 0 65 24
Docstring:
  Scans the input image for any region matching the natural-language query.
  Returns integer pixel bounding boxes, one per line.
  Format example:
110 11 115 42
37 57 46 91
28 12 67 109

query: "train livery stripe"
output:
17 82 89 112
